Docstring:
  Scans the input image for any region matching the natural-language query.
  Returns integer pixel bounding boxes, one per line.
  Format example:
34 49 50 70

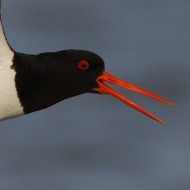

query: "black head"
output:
51 50 105 94
13 50 105 113
13 49 173 124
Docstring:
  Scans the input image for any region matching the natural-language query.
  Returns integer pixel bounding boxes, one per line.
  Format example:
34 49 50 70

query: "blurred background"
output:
0 0 189 189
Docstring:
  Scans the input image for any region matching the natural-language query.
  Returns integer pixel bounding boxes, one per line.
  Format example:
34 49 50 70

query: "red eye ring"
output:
77 60 90 70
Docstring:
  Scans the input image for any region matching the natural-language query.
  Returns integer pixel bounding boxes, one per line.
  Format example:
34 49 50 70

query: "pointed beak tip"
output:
159 119 167 125
168 102 175 107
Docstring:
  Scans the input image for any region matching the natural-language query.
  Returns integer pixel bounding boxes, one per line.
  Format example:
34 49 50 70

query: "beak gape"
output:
95 71 174 124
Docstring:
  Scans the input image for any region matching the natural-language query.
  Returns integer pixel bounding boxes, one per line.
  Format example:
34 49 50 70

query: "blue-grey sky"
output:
0 0 189 190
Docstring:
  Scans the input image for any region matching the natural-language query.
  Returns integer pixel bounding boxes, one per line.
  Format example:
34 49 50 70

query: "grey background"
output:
0 0 189 189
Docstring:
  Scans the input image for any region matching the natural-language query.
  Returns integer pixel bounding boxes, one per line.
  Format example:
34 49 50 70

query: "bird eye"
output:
77 60 90 70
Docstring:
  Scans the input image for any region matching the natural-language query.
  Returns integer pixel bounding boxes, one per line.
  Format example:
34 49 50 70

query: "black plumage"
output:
12 50 104 113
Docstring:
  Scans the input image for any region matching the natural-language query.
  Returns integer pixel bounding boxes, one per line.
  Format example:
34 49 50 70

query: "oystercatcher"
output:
0 1 174 123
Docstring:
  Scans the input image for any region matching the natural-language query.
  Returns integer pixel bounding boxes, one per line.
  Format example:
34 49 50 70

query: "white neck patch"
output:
0 4 24 120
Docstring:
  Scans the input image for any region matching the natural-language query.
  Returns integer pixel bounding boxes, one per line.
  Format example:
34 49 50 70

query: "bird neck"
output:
0 0 14 66
12 52 84 114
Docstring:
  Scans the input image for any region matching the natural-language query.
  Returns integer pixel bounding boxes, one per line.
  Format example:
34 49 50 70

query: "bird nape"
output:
0 1 174 123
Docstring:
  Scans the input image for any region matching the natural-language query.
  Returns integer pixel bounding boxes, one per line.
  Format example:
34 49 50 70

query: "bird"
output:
0 1 174 124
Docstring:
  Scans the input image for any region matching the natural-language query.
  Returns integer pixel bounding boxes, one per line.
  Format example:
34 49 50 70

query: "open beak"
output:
95 71 174 124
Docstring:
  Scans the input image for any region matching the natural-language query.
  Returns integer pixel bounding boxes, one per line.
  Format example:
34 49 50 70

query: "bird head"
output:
13 50 173 123
58 50 174 124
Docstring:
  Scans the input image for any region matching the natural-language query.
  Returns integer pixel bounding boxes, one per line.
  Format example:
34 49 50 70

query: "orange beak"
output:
95 71 174 124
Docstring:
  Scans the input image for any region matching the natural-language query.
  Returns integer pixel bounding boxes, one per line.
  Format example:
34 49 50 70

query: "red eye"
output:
77 60 89 70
